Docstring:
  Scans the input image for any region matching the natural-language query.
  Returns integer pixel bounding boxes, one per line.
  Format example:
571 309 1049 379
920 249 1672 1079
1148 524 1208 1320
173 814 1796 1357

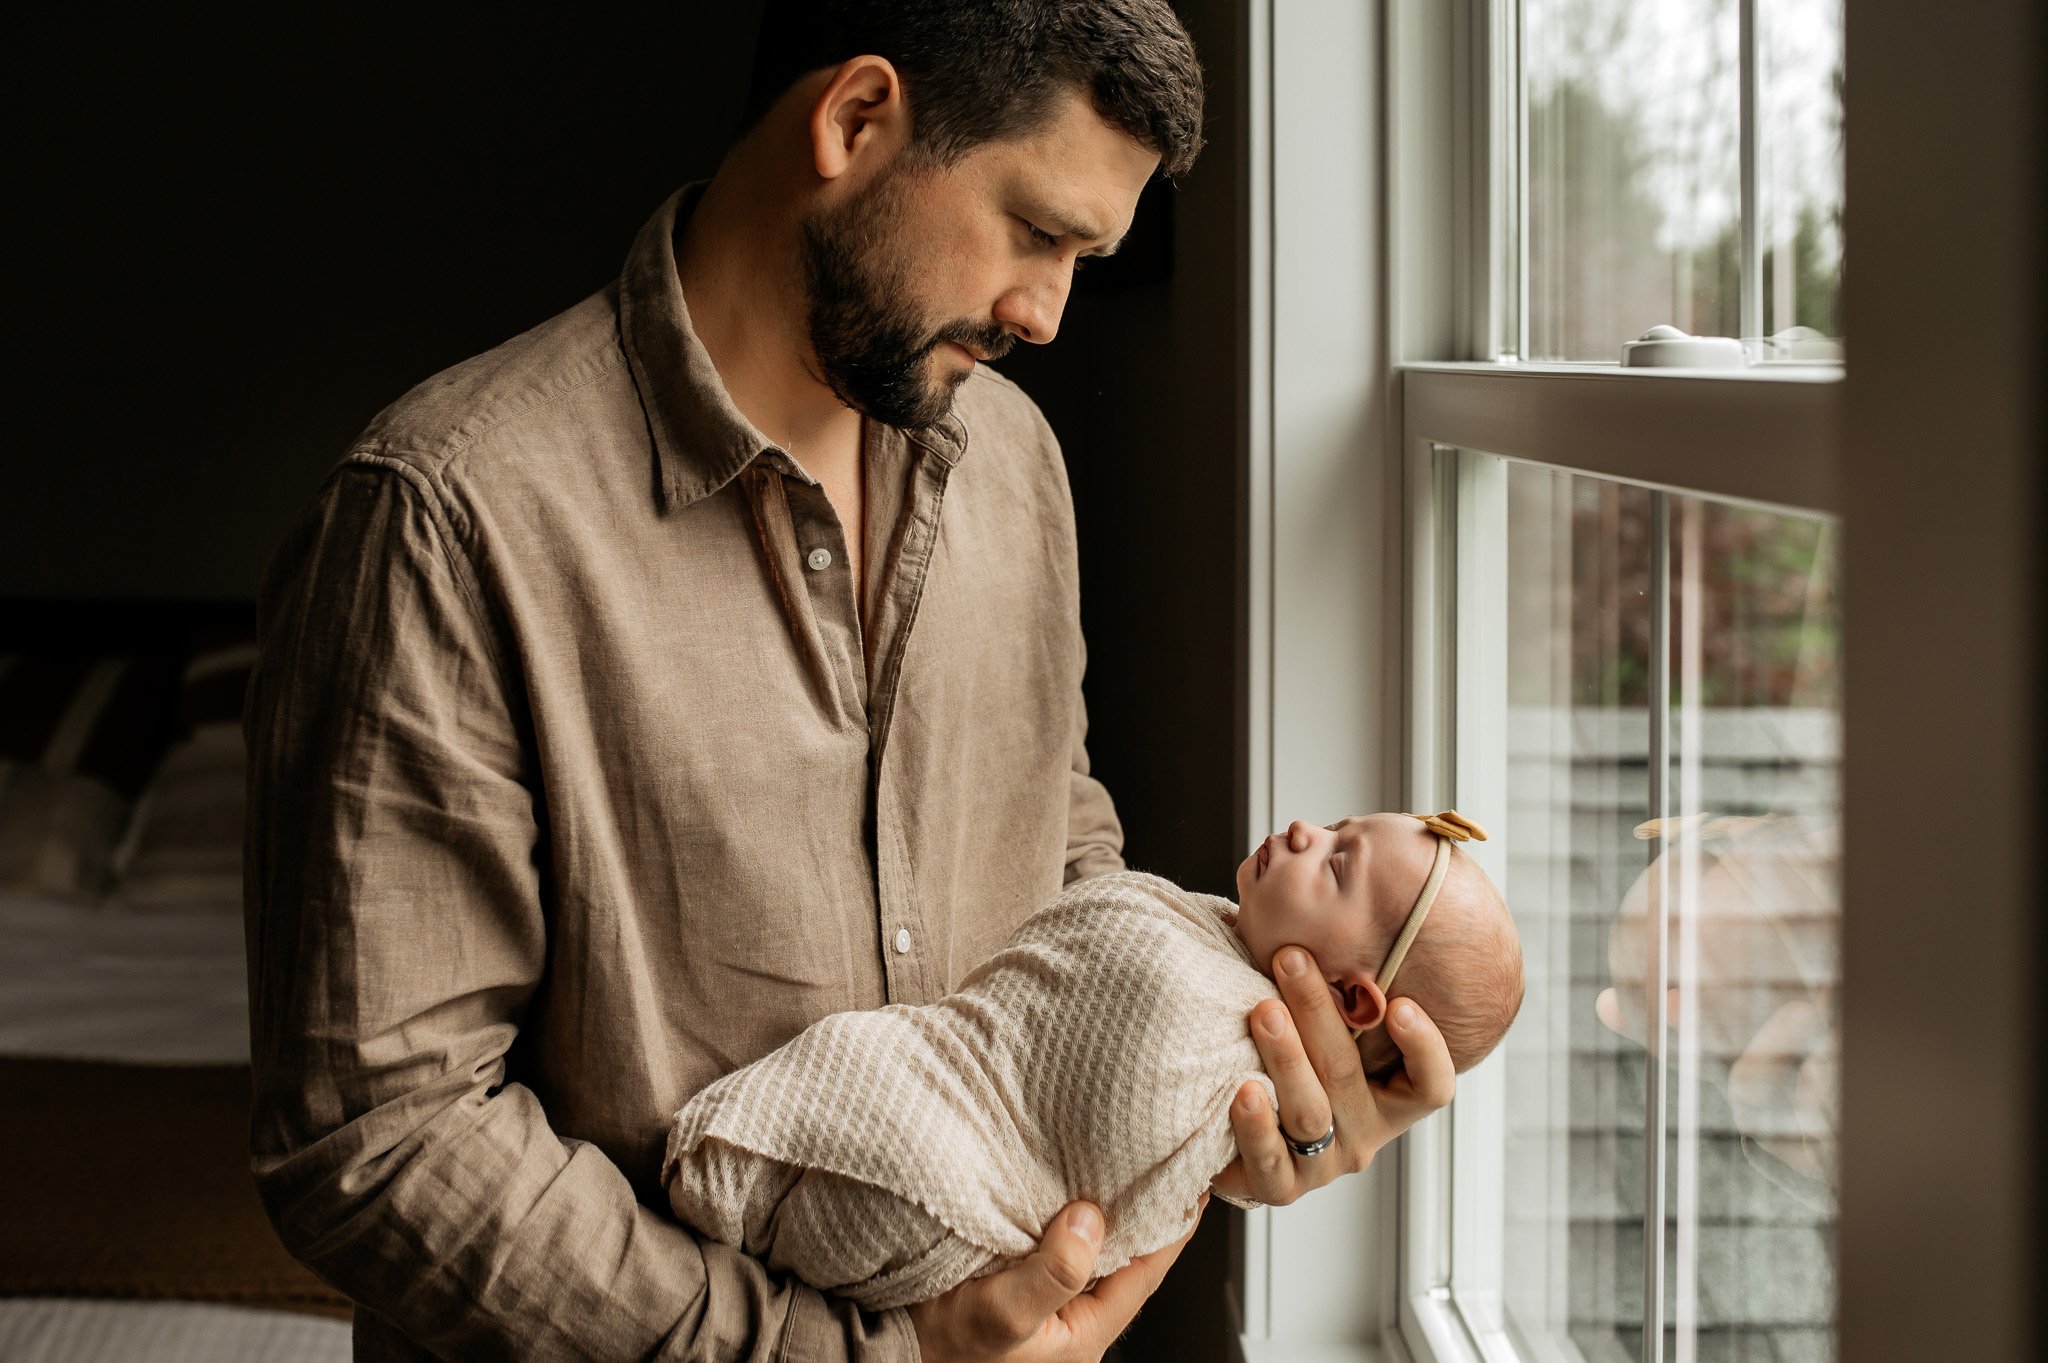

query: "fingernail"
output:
1279 950 1308 977
1239 1086 1266 1115
1392 1001 1417 1028
1072 1205 1104 1247
1261 1008 1287 1038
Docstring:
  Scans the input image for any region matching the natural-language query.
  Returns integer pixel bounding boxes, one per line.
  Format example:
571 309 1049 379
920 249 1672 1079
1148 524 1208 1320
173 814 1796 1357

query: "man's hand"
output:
1211 947 1455 1205
908 1196 1205 1363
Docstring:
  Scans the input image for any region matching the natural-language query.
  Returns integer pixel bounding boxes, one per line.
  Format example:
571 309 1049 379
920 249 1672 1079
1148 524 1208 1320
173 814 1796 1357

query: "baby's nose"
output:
1286 820 1316 852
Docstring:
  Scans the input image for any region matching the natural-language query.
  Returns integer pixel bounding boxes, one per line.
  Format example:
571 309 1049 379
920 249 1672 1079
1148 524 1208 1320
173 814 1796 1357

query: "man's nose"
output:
991 273 1071 346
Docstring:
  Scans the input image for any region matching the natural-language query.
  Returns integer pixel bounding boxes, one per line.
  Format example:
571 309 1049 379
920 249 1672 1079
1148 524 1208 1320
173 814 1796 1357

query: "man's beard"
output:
798 170 1015 431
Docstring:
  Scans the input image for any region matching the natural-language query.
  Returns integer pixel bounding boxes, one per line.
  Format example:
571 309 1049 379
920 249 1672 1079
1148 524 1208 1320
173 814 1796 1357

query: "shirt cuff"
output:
778 1287 922 1363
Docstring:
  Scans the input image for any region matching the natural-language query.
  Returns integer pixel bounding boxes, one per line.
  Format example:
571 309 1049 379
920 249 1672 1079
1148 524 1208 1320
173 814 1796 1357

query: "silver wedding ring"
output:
1284 1122 1337 1158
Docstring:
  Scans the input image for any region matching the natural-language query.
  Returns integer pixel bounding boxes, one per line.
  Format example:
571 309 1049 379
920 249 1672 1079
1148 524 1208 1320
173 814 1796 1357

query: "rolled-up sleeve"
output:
242 459 914 1362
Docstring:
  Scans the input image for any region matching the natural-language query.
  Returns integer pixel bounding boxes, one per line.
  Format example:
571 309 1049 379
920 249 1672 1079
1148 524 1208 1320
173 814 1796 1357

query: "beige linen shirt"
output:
243 186 1124 1363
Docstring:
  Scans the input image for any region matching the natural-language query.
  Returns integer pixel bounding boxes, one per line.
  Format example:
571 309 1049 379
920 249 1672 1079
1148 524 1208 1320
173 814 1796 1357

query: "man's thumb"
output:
1033 1202 1105 1297
955 1202 1105 1352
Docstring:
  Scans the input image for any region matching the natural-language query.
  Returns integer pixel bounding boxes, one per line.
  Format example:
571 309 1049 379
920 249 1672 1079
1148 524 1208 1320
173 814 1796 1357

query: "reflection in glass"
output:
1495 464 1841 1362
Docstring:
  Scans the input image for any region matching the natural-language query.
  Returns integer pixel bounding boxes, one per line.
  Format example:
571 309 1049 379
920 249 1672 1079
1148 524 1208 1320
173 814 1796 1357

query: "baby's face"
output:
1232 813 1439 979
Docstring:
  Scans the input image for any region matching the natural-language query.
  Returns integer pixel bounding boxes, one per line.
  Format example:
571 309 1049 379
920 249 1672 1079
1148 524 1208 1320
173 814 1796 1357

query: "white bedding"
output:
0 893 248 1064
0 1298 348 1363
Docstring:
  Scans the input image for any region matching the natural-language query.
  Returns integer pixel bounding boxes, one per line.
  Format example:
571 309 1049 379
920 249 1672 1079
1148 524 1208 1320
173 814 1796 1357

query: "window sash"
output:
1402 439 1842 1363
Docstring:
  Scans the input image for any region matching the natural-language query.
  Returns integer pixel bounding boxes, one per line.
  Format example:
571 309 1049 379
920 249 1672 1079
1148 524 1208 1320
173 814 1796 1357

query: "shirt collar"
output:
619 185 968 515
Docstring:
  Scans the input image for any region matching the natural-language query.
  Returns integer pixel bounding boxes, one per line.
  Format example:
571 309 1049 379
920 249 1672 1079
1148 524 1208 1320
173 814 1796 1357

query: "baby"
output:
662 810 1523 1309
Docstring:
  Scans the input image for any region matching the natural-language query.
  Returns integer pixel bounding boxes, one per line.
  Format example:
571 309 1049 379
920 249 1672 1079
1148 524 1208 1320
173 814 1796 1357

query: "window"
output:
1232 4 1847 1360
1390 5 1846 1363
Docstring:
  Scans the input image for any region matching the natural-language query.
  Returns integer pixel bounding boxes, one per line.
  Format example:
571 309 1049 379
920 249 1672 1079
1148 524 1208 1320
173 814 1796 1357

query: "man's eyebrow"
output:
1028 204 1126 256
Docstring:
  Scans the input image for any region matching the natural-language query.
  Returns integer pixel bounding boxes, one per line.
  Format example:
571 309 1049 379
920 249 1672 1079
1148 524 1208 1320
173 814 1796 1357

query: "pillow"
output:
106 641 257 912
0 653 182 900
107 722 247 911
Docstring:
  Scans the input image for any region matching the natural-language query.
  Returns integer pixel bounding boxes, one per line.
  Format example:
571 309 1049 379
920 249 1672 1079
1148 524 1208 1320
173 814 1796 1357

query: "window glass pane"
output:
1498 465 1656 1361
1654 496 1841 1360
1758 0 1844 345
1486 461 1842 1363
1525 0 1740 361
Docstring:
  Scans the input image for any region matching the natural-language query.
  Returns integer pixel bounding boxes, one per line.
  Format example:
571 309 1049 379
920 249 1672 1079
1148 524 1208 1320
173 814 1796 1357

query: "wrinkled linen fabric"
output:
243 183 1121 1363
664 872 1275 1308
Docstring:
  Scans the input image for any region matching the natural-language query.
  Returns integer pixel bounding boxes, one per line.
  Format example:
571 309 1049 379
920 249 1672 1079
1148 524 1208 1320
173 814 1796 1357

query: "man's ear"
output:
808 55 909 182
1330 969 1388 1032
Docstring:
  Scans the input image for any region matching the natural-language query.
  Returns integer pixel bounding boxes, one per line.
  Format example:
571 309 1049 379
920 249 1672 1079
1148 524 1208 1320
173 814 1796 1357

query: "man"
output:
244 3 1455 1360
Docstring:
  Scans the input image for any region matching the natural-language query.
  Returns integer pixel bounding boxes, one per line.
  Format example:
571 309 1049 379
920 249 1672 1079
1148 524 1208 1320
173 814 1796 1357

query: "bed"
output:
0 604 350 1361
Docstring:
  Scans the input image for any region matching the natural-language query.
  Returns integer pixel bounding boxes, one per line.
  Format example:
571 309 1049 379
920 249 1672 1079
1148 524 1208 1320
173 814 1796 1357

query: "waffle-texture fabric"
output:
661 871 1277 1308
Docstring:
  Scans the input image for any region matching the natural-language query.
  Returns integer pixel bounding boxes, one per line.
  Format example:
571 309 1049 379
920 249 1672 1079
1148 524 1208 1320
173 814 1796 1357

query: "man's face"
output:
1232 814 1437 977
798 86 1159 430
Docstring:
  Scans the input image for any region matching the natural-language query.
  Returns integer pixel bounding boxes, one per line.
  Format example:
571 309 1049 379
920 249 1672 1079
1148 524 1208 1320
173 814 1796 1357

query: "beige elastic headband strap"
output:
1378 835 1452 994
1350 809 1488 1042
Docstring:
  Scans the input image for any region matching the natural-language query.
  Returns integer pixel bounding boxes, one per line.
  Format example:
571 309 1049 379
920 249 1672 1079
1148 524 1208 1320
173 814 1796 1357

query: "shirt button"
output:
807 547 833 571
894 928 912 954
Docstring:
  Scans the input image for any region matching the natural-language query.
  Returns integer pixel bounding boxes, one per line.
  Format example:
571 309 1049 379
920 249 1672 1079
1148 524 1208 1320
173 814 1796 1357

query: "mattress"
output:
0 1297 349 1363
0 893 247 1064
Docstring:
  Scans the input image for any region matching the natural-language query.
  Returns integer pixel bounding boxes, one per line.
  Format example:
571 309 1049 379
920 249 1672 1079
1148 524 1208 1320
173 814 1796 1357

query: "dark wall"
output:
14 2 1245 883
13 5 763 599
999 3 1242 907
15 8 1243 1355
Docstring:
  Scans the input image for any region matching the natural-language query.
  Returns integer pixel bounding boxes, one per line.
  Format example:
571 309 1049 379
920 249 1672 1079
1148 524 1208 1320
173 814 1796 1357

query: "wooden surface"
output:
0 1057 348 1318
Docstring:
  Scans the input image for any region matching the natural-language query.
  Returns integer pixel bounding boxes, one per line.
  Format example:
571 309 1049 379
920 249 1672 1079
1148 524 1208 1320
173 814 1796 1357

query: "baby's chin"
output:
1224 907 1269 970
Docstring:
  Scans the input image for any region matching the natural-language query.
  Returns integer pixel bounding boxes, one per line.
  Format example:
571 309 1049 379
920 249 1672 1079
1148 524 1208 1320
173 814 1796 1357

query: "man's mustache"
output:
926 321 1017 364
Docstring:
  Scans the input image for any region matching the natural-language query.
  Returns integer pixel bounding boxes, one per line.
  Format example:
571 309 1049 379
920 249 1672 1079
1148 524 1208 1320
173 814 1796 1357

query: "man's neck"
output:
675 168 865 481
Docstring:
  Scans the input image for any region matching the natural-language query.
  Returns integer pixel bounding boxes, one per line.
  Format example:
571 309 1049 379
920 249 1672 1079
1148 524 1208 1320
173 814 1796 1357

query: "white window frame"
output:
1234 4 1844 1362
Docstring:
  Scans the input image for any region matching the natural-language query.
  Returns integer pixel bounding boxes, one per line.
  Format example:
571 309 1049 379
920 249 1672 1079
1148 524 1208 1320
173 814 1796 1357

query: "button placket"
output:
783 481 867 727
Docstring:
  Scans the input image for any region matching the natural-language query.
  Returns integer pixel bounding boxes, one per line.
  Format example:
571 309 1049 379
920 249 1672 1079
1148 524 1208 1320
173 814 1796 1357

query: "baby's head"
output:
1233 811 1523 1078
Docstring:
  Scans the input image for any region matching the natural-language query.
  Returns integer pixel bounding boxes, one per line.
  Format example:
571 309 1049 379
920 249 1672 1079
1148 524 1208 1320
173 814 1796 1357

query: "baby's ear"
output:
1331 971 1388 1032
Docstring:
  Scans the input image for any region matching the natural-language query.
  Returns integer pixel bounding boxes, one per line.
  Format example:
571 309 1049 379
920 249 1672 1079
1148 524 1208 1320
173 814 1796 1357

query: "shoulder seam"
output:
342 454 514 684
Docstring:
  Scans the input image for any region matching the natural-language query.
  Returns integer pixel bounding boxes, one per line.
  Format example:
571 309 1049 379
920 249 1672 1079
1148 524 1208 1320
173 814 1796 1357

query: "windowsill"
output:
1234 1337 1395 1363
1399 359 1844 383
1398 364 1843 514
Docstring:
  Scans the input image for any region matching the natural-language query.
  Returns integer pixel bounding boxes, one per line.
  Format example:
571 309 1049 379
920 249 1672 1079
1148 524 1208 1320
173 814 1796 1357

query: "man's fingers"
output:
1374 999 1455 1122
967 1201 1104 1349
1223 1079 1299 1205
1270 946 1367 1121
1252 969 1336 1144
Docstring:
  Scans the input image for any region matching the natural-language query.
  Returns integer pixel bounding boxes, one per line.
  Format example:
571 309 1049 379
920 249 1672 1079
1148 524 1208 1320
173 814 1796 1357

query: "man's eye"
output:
1024 221 1059 248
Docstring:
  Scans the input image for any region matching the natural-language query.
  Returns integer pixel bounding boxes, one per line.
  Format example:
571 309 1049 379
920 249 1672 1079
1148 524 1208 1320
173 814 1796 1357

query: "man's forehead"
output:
967 93 1157 228
996 160 1143 239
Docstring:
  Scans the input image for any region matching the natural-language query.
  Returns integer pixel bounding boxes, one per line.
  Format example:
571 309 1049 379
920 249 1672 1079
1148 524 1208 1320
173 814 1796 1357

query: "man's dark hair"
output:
740 0 1205 180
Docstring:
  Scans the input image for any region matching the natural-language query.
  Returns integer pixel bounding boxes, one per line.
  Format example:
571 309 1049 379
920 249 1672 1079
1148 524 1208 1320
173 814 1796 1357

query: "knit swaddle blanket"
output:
662 871 1277 1309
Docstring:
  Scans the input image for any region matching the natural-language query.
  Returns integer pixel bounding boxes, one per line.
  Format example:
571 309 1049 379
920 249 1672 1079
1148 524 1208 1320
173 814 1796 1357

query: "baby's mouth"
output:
1254 840 1272 878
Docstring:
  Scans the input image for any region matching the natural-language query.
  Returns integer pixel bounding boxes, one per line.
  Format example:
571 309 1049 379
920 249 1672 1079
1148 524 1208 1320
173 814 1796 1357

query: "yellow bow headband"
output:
1374 810 1488 995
